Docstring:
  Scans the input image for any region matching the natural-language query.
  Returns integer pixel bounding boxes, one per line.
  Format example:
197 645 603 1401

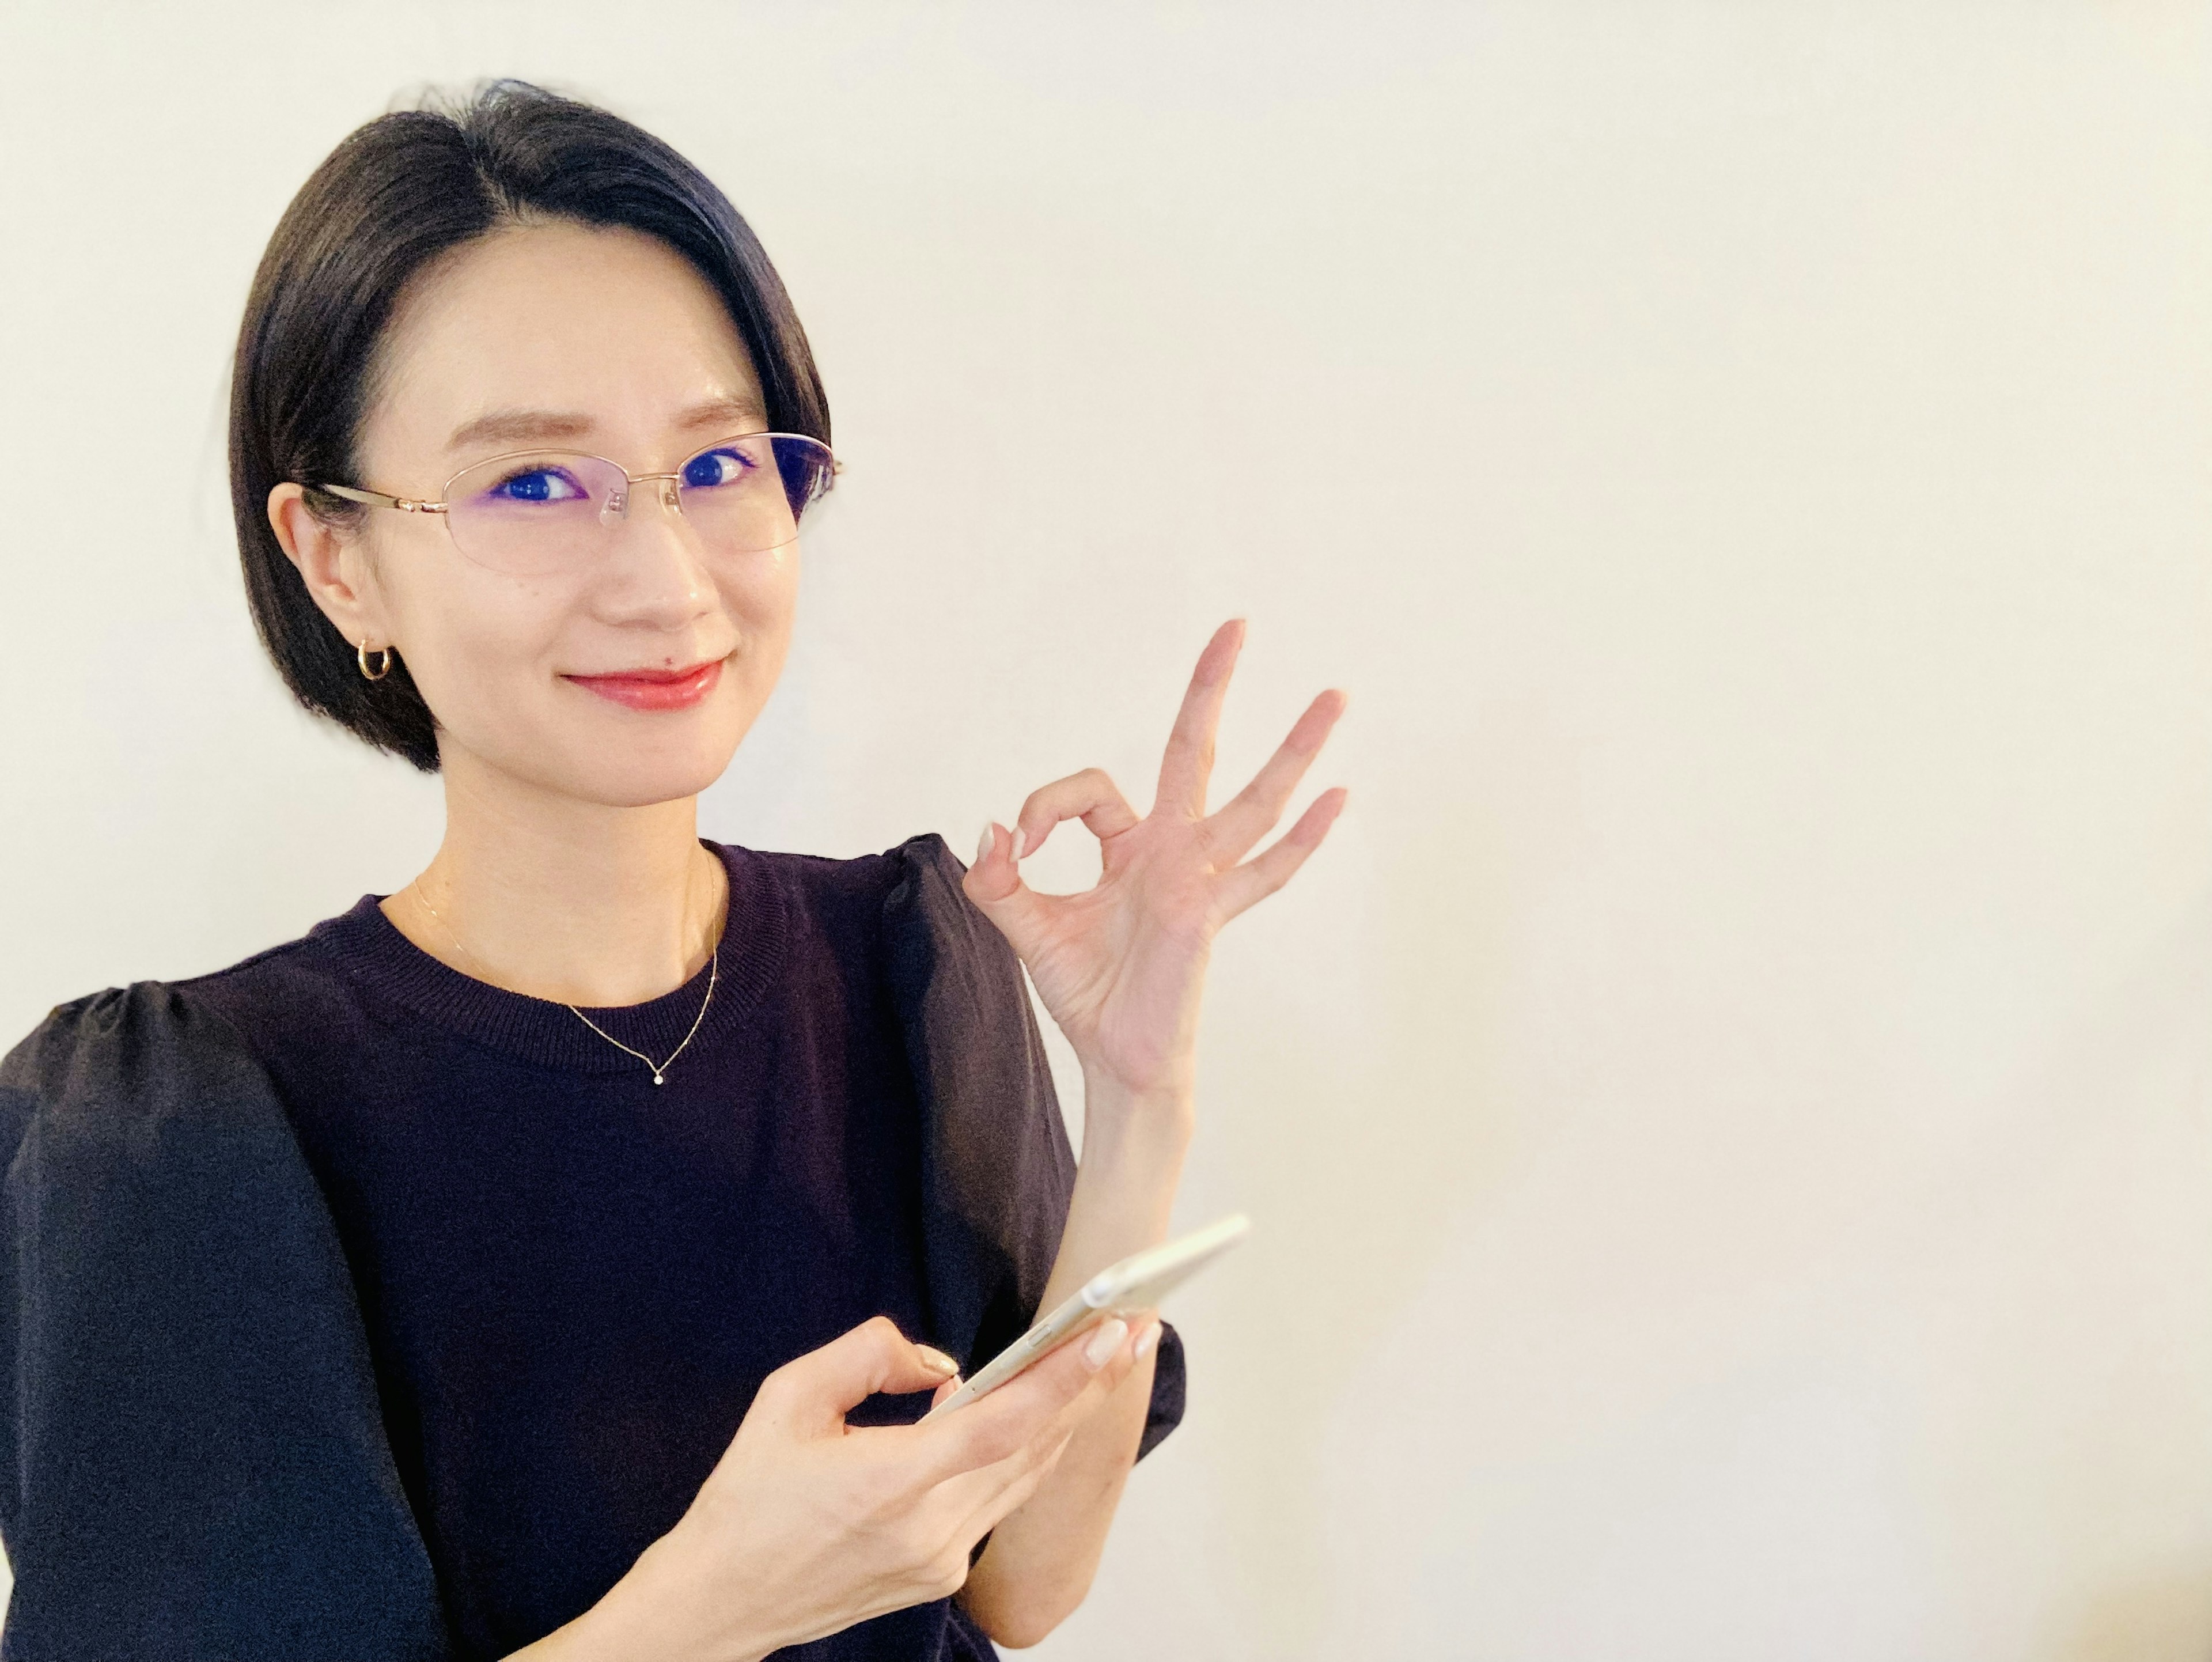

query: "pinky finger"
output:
1214 787 1348 921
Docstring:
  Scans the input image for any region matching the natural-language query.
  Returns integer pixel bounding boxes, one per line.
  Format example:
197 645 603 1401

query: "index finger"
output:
1155 619 1246 816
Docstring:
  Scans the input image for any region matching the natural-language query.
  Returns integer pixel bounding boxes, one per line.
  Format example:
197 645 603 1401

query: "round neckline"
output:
308 838 788 1075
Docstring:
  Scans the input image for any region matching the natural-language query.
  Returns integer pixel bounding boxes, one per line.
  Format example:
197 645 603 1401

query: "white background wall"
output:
4 4 2210 1657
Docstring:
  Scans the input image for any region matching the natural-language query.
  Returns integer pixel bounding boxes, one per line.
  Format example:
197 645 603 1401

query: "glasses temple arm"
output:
311 482 448 514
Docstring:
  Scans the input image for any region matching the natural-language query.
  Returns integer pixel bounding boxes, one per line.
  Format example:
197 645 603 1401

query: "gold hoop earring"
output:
357 639 394 682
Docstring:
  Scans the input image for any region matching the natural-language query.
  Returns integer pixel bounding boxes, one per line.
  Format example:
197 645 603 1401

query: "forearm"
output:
959 1078 1191 1644
1040 1076 1194 1304
497 1528 778 1662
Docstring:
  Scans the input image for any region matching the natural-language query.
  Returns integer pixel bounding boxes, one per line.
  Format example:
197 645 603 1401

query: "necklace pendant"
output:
652 1072 665 1086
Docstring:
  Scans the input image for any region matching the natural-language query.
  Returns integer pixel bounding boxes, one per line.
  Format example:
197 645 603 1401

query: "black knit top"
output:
0 833 1183 1661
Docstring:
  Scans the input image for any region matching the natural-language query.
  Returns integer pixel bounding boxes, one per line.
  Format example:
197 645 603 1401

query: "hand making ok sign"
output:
961 620 1349 1117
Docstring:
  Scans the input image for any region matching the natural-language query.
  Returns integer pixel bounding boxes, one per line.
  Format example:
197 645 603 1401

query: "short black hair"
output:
229 79 830 773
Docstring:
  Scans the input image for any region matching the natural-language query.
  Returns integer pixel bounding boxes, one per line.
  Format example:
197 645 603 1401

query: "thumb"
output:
765 1316 960 1436
960 822 1051 943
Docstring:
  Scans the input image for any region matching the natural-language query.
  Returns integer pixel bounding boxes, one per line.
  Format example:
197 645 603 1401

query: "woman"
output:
0 81 1344 1661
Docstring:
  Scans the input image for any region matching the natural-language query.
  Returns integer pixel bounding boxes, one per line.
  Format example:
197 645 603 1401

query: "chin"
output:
456 677 768 805
562 749 737 808
472 707 741 806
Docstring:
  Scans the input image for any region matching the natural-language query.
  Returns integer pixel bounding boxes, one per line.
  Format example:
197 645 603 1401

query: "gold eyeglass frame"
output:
310 430 840 554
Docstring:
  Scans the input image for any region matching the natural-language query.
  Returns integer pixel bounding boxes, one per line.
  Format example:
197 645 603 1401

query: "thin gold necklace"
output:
407 878 718 1086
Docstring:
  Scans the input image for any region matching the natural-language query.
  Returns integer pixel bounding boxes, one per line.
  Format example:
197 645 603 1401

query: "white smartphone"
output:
922 1212 1250 1419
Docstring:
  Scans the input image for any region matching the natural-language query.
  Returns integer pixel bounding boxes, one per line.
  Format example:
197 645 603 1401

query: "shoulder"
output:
169 930 367 1064
5 891 373 1103
3 978 267 1106
0 978 297 1161
720 832 989 966
732 831 965 911
714 830 1035 1079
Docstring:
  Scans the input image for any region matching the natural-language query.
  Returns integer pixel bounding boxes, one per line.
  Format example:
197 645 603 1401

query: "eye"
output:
487 465 589 504
682 446 757 490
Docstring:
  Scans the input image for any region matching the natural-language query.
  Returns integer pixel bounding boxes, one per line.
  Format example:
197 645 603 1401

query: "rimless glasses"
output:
310 432 838 580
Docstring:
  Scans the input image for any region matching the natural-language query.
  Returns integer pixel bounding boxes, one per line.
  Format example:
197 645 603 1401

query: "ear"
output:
267 482 394 653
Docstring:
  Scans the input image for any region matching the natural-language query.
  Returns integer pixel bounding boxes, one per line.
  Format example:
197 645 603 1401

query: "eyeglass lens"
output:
443 434 834 577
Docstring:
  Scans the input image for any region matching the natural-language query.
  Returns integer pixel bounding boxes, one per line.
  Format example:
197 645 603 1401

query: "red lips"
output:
564 658 725 711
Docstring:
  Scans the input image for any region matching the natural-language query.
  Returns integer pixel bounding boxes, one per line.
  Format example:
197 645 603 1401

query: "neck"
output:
381 755 728 1008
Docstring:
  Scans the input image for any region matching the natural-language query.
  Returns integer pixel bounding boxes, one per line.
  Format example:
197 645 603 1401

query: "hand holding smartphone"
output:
922 1213 1249 1419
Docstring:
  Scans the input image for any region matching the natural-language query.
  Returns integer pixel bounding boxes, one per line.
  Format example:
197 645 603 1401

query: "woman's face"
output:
315 218 797 807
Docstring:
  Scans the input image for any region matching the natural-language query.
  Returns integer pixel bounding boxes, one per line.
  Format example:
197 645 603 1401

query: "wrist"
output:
560 1524 775 1662
1077 1066 1196 1136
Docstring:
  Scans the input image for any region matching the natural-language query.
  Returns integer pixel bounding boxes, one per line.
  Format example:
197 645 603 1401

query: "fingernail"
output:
1009 826 1028 861
975 824 994 869
1082 1318 1129 1370
918 1345 960 1376
1132 1322 1160 1362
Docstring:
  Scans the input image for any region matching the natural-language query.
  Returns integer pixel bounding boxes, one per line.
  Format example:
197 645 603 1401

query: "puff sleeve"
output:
0 983 448 1660
878 833 1186 1462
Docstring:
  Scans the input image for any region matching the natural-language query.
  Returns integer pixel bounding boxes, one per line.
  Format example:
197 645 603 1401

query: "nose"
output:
592 474 716 626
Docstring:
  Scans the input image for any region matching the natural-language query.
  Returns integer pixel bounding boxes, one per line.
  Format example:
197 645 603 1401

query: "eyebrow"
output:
444 393 769 455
